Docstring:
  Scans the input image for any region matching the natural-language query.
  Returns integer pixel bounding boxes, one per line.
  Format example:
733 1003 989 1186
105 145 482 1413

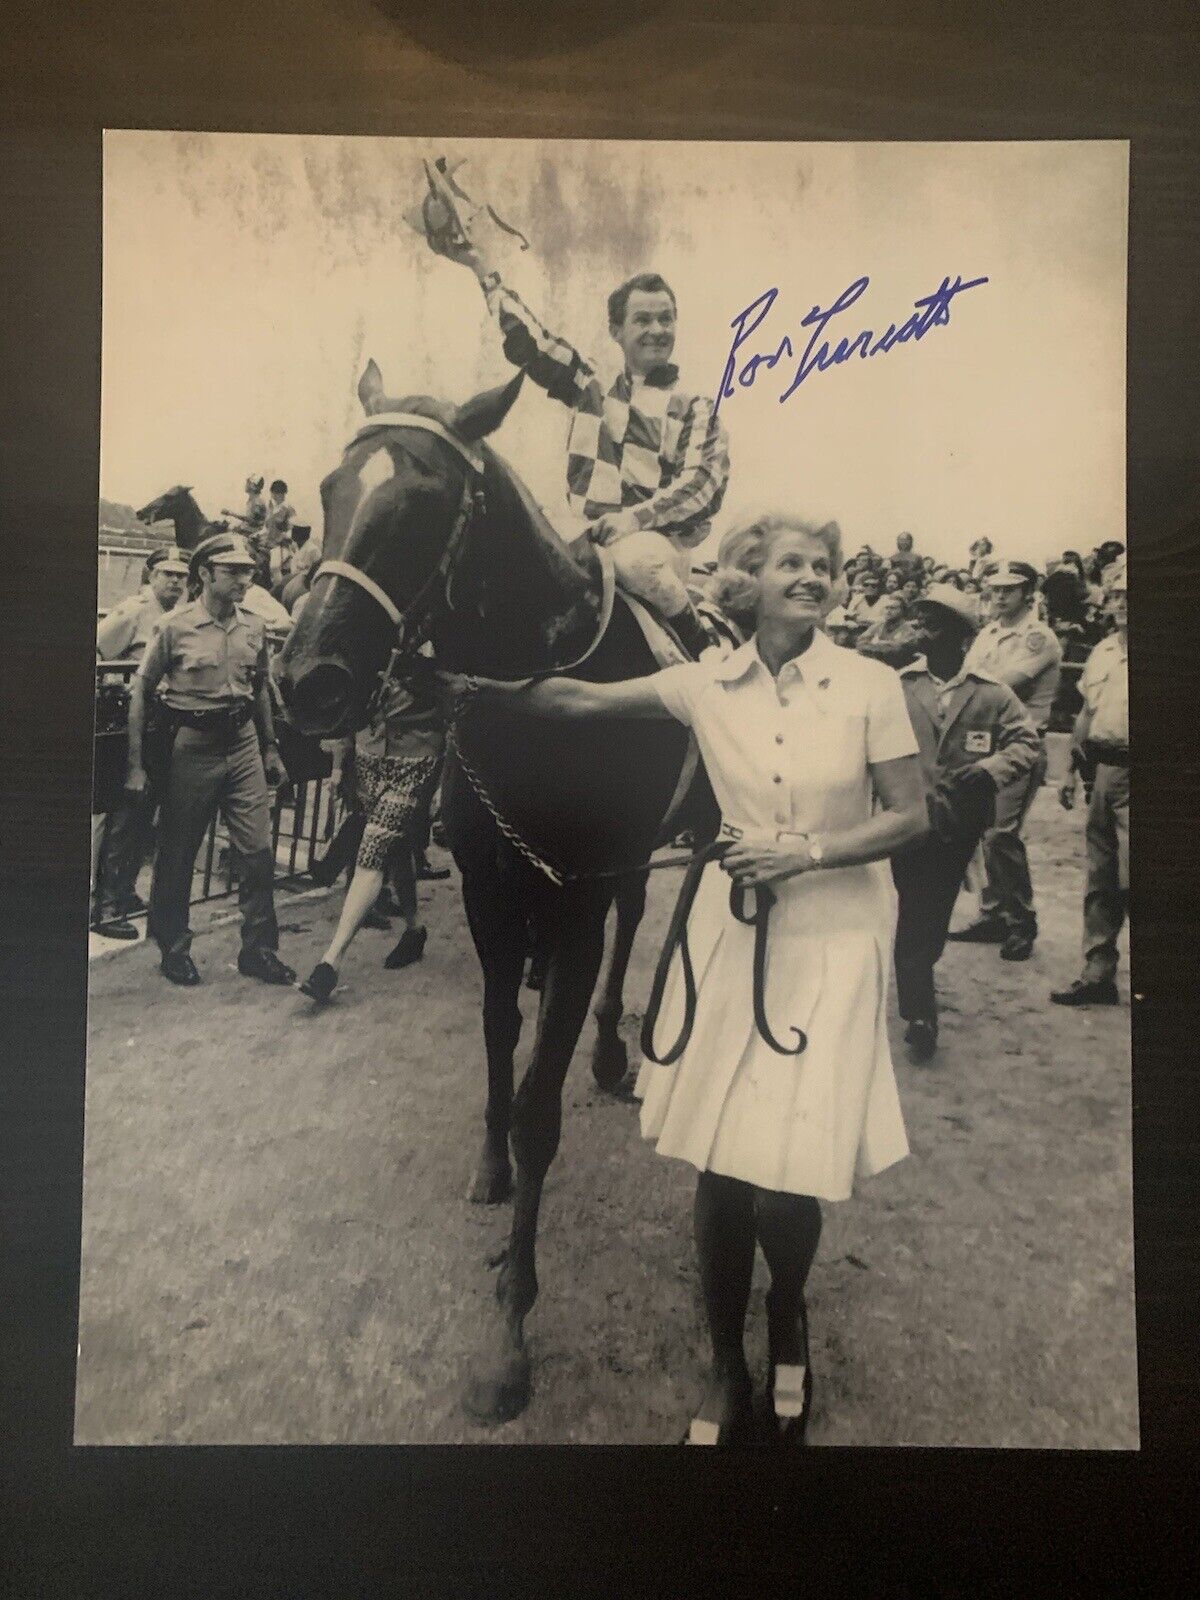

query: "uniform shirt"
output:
1078 631 1128 746
899 659 1041 792
651 627 917 838
96 589 176 660
962 603 1062 731
238 583 295 633
483 278 730 547
136 598 268 710
265 498 295 543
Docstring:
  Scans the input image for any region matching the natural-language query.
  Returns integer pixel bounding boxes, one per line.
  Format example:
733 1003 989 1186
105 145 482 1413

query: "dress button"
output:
775 734 784 745
772 774 782 784
779 696 789 707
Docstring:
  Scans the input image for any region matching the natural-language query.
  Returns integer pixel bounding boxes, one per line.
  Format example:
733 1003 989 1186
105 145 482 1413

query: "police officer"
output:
948 559 1062 961
1051 559 1128 1005
127 533 295 987
97 545 188 662
894 586 1041 1060
92 546 190 938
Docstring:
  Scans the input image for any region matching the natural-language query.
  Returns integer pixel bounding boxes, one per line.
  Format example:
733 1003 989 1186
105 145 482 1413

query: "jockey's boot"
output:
669 602 714 662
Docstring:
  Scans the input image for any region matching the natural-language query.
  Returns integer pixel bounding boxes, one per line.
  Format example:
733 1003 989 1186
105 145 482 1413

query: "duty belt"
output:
170 701 255 737
1085 739 1129 768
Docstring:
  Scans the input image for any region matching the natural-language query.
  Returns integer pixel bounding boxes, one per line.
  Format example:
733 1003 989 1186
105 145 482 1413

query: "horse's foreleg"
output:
458 857 526 1204
463 883 611 1423
590 868 649 1091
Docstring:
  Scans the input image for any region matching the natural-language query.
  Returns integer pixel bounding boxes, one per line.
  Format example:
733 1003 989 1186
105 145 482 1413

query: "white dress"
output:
635 628 917 1202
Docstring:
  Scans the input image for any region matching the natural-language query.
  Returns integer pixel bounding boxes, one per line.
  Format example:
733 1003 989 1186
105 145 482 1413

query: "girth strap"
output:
640 843 807 1066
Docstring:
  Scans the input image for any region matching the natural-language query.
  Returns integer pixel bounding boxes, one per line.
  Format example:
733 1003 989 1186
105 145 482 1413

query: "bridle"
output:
312 413 485 716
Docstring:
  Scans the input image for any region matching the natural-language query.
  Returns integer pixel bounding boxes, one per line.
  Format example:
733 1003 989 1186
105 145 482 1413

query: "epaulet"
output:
898 660 927 678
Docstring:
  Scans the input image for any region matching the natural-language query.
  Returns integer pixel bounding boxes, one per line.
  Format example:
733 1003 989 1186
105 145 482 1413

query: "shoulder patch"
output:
1024 628 1049 649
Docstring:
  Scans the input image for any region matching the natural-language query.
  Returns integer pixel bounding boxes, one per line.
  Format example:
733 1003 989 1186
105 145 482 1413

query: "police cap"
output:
982 559 1038 589
189 532 257 583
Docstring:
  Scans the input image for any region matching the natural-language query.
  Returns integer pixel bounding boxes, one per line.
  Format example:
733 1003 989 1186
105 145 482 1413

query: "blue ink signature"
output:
713 274 990 416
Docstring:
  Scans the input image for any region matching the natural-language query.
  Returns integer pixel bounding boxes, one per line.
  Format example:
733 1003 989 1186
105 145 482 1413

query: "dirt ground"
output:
76 750 1137 1447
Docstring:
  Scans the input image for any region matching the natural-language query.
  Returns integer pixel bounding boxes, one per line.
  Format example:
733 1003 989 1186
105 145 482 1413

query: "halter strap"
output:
313 558 404 627
351 411 485 473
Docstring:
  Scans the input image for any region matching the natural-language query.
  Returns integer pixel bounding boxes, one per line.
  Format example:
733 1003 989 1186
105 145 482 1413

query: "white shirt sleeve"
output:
648 662 707 727
865 663 920 764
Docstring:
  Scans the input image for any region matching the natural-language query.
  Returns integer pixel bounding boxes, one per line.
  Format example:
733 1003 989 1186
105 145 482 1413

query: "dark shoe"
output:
116 892 147 915
161 951 201 986
765 1290 813 1446
905 1019 938 1064
238 948 296 985
1000 930 1035 962
299 961 339 1004
308 855 342 888
384 926 427 969
93 915 140 941
362 909 392 931
947 918 1007 944
1050 977 1119 1006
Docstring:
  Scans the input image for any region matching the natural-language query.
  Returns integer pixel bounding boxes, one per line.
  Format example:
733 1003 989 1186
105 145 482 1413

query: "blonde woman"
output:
444 514 927 1444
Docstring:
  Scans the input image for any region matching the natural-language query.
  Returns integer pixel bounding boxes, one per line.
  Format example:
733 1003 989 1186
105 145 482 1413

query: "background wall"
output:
102 133 1126 566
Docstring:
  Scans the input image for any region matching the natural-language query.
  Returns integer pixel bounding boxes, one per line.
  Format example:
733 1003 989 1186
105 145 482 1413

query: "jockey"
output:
444 239 730 662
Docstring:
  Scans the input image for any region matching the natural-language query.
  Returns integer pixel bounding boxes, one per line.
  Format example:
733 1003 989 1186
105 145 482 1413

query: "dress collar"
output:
712 626 840 685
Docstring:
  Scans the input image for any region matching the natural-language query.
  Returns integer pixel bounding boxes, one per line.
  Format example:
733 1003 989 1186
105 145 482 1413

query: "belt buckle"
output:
719 822 743 841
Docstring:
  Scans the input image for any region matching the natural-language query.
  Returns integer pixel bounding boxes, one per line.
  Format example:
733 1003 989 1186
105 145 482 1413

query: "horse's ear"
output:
357 359 385 414
454 370 526 443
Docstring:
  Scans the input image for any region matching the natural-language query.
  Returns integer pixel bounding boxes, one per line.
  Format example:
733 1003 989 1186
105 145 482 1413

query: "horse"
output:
136 485 213 552
276 360 714 1423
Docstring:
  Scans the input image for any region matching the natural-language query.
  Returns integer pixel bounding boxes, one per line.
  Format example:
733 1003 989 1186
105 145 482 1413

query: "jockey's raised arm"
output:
441 230 730 661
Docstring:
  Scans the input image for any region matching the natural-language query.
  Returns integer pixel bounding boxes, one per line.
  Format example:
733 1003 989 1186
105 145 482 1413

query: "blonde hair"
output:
711 513 845 617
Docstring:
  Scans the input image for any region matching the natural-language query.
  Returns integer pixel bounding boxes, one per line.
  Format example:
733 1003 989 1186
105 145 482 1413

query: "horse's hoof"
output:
591 1031 628 1093
467 1150 512 1205
462 1348 531 1425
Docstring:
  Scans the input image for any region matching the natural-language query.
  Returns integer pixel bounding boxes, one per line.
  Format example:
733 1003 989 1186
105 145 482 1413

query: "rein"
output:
640 840 807 1065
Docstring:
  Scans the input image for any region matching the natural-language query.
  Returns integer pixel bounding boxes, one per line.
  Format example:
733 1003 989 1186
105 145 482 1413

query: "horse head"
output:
276 359 537 738
136 485 207 550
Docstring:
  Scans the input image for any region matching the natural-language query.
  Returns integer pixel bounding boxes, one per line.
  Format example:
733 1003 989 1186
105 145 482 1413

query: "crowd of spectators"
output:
808 531 1125 670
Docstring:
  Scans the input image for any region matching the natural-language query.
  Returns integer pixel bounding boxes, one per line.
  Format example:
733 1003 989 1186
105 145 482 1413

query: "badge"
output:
1025 628 1048 649
964 729 993 754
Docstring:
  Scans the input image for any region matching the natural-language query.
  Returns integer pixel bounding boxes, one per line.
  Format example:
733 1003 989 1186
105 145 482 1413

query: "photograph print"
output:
80 132 1134 1446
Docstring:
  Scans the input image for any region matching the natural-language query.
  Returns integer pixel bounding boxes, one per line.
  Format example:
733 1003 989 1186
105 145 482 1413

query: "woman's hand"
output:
720 832 811 888
435 668 478 718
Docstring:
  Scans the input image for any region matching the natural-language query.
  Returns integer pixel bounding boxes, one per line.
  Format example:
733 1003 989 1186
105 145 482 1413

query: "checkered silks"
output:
489 283 729 543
